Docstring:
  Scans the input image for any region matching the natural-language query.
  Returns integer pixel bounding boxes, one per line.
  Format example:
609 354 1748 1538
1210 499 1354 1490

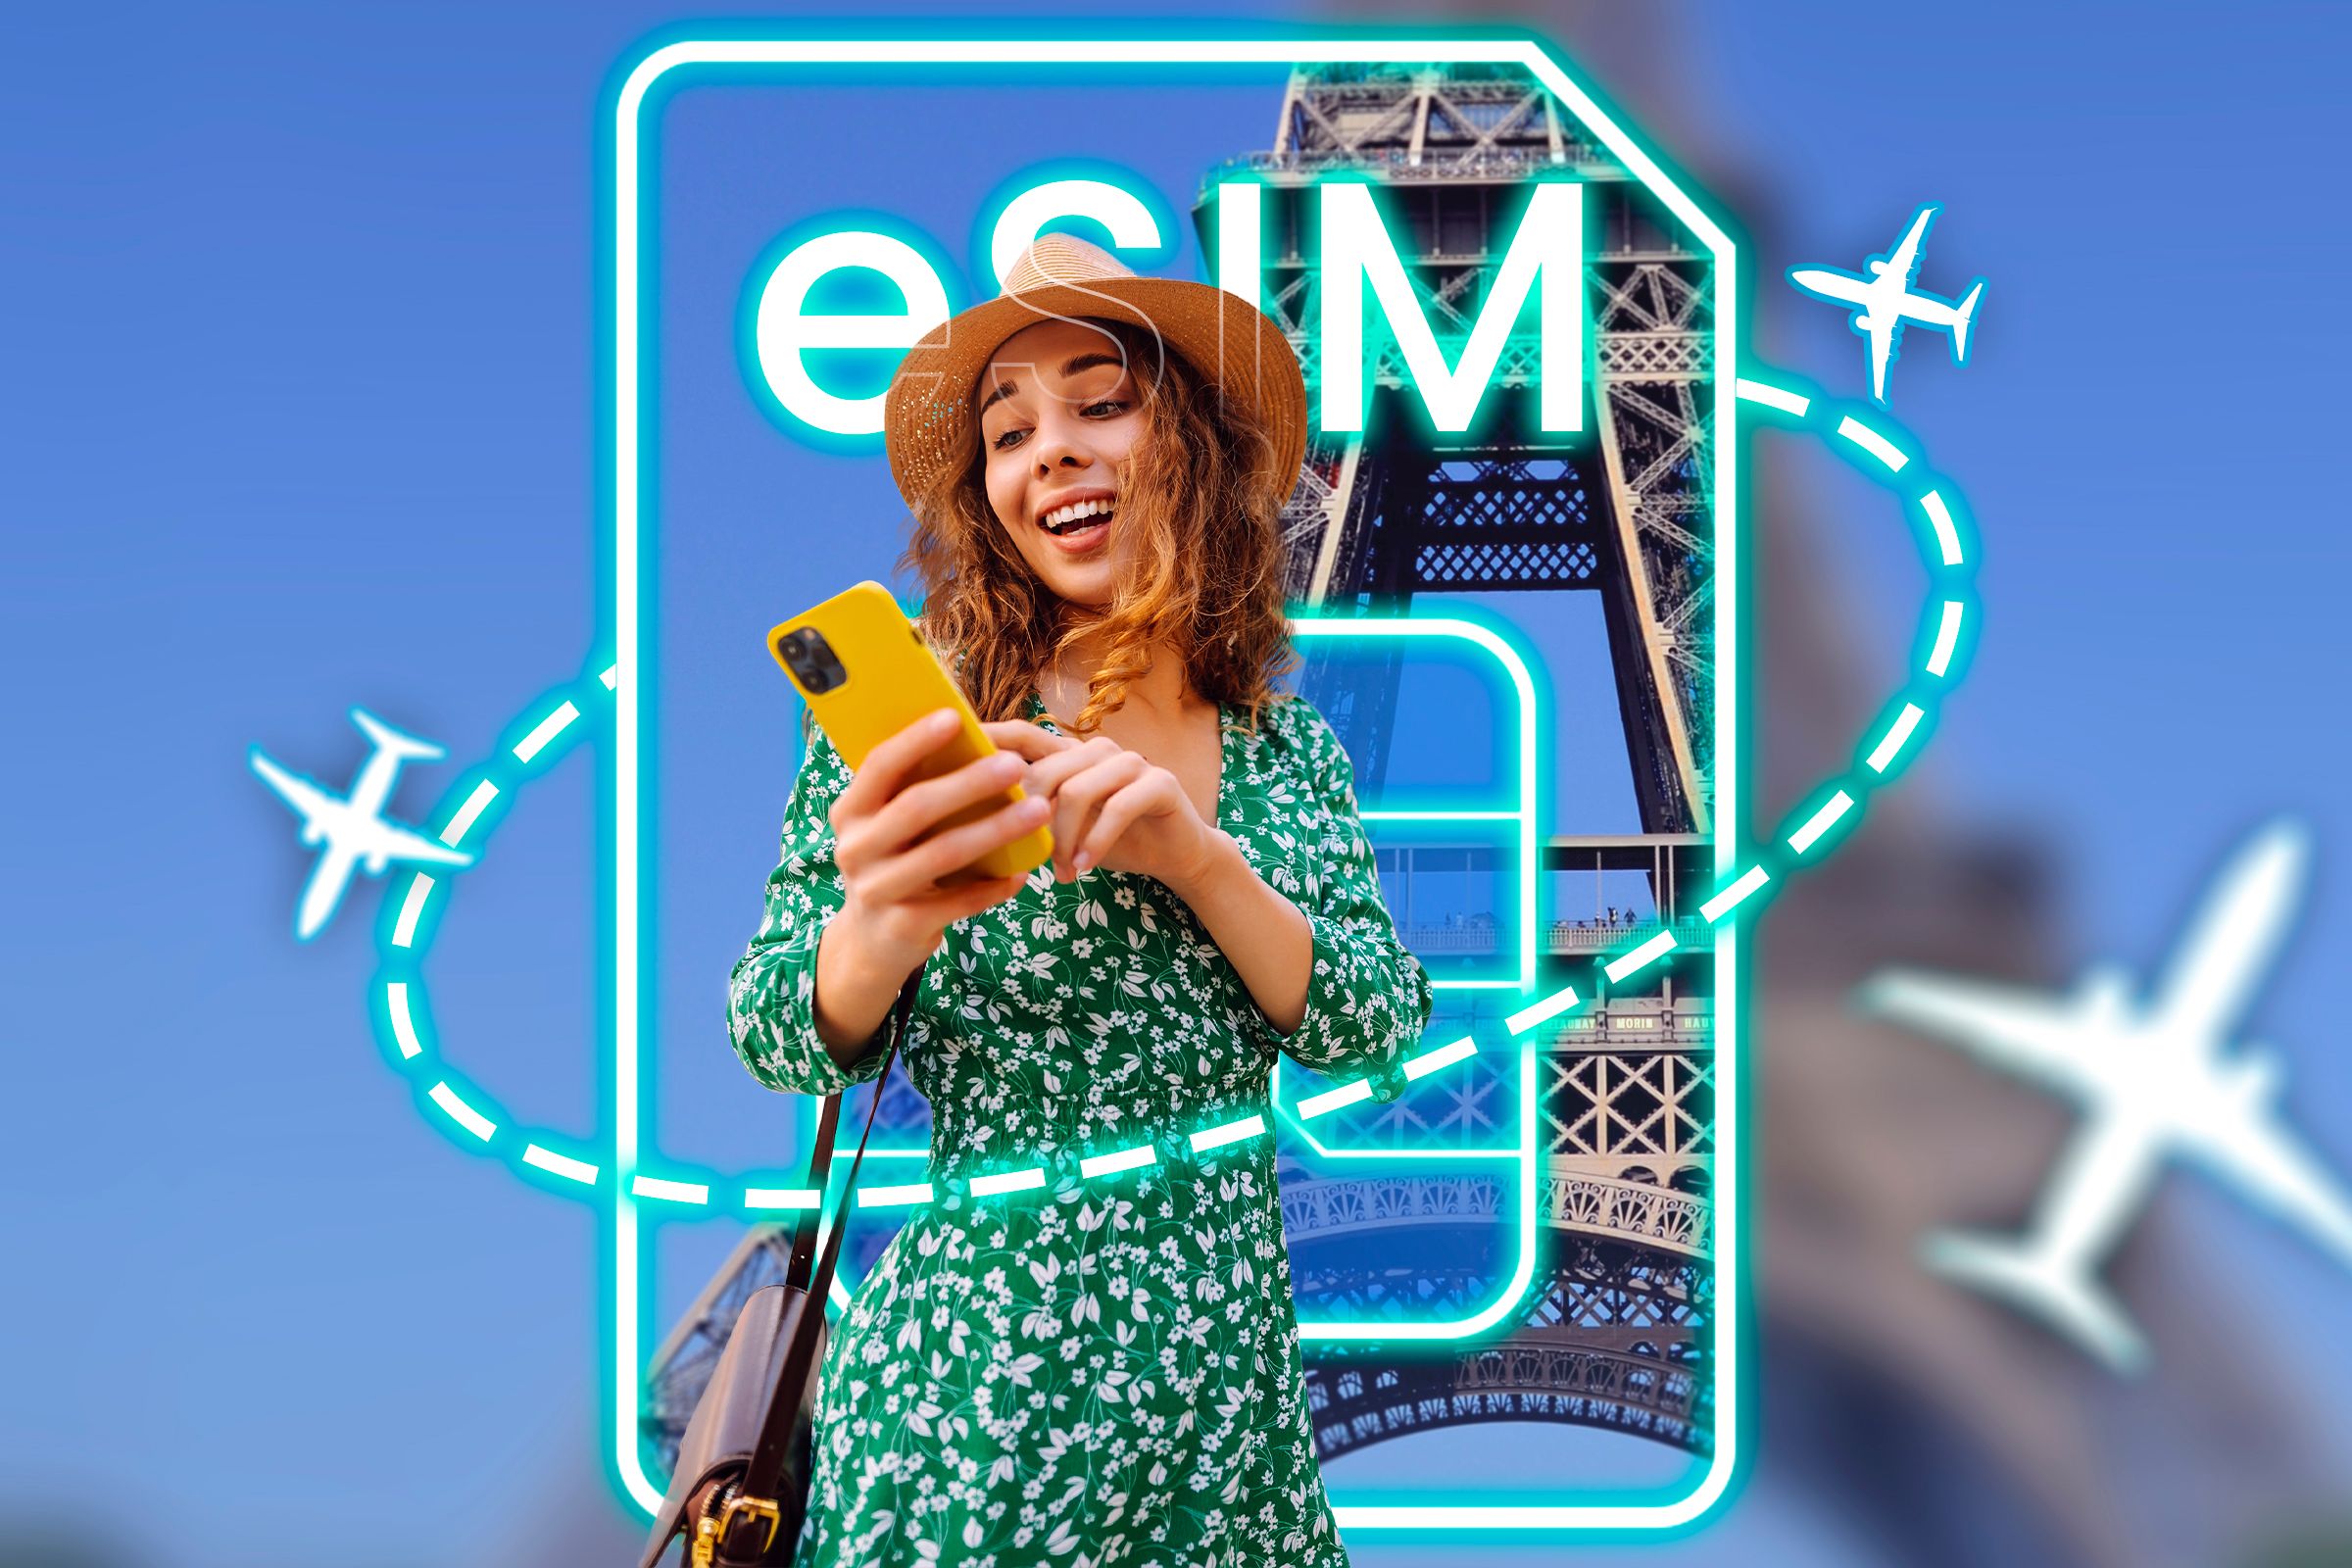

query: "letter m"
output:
1318 178 1584 436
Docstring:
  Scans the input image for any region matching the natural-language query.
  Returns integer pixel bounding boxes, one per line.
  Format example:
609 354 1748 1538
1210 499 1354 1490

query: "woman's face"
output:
973 317 1150 612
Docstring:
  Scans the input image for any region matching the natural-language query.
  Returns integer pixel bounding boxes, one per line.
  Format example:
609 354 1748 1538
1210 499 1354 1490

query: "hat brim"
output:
883 274 1306 516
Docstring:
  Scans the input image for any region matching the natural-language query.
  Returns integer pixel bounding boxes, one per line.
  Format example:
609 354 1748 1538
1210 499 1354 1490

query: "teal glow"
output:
1699 865 1770 924
1787 789 1857 856
427 1081 495 1142
523 1145 601 1186
385 981 426 1060
1402 1034 1478 1079
856 1181 935 1209
1079 1143 1157 1179
1190 1112 1268 1152
1300 1043 1540 1343
628 1175 710 1205
1210 175 1269 310
389 874 437 951
437 780 500 847
741 1187 819 1209
1298 1078 1376 1119
511 701 580 763
1866 703 1927 774
732 209 962 454
1317 174 1587 437
1603 929 1680 983
969 1166 1048 1197
1835 412 1910 472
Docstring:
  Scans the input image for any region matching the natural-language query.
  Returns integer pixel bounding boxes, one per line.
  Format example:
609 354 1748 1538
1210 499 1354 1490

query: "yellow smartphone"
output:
767 580 1053 886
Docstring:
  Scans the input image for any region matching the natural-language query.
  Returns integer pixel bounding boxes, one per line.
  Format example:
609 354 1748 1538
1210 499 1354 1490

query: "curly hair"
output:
895 315 1300 738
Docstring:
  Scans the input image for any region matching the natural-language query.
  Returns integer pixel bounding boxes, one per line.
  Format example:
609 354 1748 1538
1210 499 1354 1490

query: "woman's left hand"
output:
1016 732 1226 894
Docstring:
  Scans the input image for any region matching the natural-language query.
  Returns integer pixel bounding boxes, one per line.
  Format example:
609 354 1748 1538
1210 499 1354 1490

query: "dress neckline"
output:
1024 688 1236 833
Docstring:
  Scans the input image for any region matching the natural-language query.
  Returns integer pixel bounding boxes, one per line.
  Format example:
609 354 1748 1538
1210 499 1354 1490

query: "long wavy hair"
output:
896 314 1300 737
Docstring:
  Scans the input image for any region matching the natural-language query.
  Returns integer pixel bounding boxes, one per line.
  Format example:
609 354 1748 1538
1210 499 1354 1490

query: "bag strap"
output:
782 1093 839 1293
743 967 921 1508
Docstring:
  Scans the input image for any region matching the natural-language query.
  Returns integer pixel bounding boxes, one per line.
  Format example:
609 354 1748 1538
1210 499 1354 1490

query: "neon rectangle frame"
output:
832 615 1543 1343
606 29 1740 1535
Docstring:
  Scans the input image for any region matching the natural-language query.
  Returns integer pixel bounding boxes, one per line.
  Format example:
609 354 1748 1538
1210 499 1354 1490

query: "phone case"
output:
767 580 1053 885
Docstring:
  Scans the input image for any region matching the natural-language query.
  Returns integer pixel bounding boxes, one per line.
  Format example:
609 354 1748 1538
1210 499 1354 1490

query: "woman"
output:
726 233 1436 1567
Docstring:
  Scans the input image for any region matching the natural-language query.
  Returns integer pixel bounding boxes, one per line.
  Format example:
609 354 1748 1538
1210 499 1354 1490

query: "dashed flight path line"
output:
368 368 1977 1220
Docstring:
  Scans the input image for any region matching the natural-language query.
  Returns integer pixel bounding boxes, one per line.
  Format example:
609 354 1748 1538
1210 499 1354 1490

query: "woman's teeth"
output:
1043 499 1115 534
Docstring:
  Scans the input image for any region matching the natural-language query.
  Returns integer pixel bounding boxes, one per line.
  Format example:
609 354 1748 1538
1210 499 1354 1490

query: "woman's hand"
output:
1018 729 1225 895
826 708 1066 975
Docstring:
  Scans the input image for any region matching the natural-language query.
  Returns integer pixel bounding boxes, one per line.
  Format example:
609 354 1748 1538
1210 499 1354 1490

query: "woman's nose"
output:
1029 409 1093 473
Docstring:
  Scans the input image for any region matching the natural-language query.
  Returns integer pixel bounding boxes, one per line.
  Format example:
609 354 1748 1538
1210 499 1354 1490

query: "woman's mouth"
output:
1039 496 1115 553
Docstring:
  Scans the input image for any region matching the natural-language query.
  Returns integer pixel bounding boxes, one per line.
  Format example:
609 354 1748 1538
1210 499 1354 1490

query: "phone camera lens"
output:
780 627 847 695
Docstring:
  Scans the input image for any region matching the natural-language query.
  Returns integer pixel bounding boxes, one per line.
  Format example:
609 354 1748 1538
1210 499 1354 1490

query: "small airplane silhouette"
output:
1856 818 2352 1373
250 709 472 940
1788 203 1985 405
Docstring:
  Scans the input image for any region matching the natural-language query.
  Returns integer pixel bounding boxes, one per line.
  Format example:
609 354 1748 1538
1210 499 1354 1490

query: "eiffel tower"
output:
644 58 1727 1484
1202 59 1722 1465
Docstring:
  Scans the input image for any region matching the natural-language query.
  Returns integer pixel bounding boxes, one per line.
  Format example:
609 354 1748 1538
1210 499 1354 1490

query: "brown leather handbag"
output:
639 974 920 1567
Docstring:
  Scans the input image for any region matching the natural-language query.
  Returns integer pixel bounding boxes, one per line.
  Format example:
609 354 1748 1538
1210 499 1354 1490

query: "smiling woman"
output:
724 233 1434 1568
904 315 1298 745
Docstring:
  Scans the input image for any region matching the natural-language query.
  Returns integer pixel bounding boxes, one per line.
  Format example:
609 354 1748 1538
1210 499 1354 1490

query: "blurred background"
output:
5 2 2348 1565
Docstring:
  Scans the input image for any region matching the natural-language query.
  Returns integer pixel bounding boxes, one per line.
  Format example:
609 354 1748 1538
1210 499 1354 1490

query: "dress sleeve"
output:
725 717 896 1096
1264 701 1438 1103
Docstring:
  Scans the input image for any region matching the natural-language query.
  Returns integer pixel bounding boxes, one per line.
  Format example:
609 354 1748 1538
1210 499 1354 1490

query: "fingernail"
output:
1074 852 1093 873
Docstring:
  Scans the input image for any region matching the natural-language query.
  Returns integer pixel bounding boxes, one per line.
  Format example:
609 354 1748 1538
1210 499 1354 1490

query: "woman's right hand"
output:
826 706 1067 977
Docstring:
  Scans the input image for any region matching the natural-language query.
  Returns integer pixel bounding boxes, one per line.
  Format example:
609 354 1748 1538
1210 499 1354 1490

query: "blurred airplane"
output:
1788 202 1985 404
250 709 472 940
1858 818 2352 1373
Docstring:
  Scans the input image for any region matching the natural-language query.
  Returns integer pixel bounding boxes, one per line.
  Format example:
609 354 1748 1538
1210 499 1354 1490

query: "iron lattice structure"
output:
1210 61 1721 1460
644 60 1721 1477
1242 61 1715 837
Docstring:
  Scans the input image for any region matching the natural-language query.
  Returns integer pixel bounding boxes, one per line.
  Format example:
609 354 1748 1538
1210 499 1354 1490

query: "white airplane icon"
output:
1857 818 2352 1373
1788 203 1985 405
250 709 472 940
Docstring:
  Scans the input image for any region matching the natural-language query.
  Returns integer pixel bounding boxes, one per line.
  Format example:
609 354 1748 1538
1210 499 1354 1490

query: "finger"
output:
978 719 1075 762
938 870 1031 924
1051 752 1148 879
833 707 961 828
870 793 1053 906
897 794 1053 899
1074 777 1170 871
866 748 1028 857
1024 735 1124 801
893 872 1029 952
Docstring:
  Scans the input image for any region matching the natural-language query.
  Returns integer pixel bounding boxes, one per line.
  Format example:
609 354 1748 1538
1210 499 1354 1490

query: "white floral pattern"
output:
727 691 1436 1567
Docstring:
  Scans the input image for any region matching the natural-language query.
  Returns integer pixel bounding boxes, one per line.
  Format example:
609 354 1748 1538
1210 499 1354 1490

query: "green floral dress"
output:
726 689 1436 1568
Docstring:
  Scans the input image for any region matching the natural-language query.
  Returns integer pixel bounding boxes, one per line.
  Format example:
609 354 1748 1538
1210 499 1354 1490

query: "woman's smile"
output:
1038 491 1116 553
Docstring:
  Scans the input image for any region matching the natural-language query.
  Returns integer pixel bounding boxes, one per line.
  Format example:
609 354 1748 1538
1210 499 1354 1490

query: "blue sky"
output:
4 2 2347 1564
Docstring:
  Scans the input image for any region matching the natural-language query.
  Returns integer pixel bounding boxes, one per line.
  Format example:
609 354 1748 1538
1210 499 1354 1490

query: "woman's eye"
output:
991 399 1125 452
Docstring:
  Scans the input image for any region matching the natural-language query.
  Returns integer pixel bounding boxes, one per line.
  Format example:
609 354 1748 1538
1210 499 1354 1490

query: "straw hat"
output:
882 232 1307 514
